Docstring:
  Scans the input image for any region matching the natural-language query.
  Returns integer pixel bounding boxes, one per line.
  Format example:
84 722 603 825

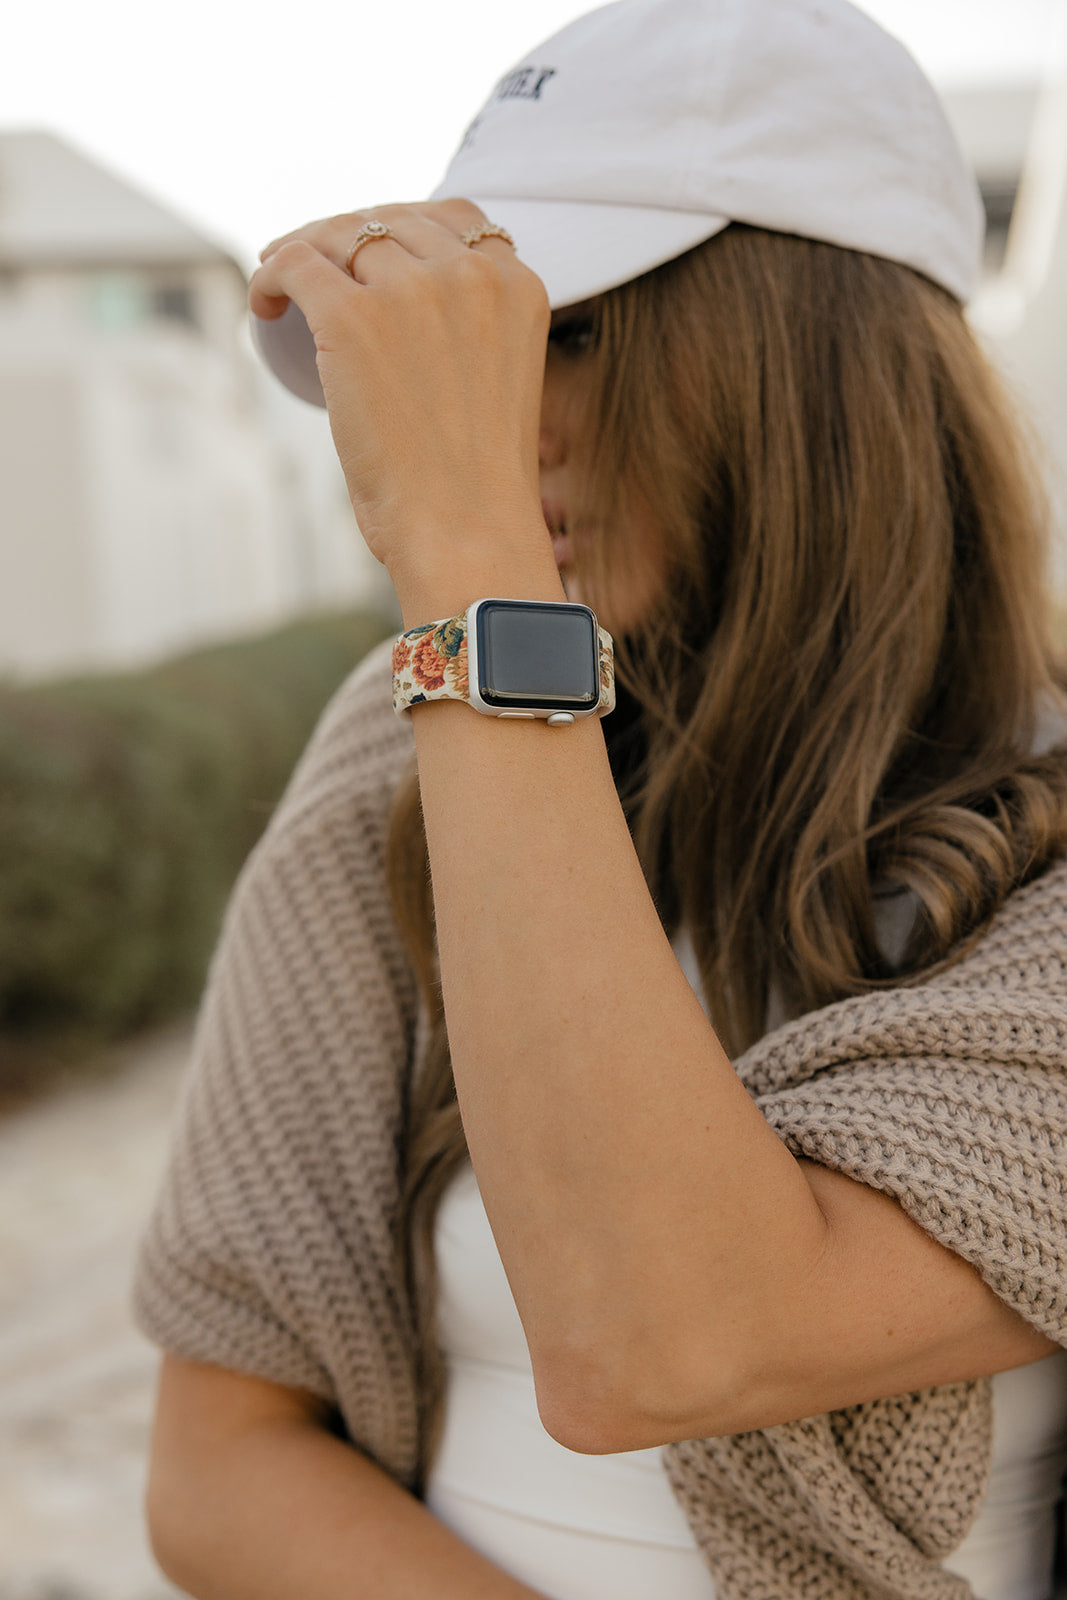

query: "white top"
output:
426 910 1067 1599
427 1164 1067 1600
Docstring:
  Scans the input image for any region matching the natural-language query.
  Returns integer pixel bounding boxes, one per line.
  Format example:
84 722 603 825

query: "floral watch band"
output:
392 607 616 718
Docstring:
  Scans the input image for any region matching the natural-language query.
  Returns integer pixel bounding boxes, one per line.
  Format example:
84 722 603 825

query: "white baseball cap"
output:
253 0 985 407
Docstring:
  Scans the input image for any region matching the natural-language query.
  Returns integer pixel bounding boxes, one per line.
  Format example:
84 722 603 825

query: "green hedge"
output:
0 608 395 1065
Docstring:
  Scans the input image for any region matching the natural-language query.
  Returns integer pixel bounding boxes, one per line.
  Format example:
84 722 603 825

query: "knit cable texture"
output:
131 640 1067 1598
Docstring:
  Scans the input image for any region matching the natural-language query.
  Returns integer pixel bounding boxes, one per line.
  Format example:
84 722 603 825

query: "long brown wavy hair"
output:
384 224 1067 1480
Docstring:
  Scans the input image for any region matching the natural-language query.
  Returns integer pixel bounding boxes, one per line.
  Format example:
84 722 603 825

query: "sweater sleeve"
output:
130 639 425 1480
737 860 1067 1347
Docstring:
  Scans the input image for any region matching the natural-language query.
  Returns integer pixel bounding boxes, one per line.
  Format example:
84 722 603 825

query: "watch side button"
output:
498 711 536 719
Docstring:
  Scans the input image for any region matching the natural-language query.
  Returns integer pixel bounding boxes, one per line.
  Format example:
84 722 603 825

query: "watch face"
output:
475 600 599 711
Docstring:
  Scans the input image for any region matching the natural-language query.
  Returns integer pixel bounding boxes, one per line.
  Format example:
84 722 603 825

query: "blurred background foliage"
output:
0 607 396 1094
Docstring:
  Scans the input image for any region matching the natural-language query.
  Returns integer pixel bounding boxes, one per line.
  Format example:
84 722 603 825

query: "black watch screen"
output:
476 600 600 711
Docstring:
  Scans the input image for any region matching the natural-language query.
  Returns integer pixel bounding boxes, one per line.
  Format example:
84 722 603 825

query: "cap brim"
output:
439 195 730 307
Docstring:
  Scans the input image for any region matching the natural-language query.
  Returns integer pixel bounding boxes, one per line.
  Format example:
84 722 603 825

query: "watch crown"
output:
546 713 576 727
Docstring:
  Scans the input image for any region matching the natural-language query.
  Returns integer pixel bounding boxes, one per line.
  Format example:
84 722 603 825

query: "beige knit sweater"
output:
132 639 1067 1600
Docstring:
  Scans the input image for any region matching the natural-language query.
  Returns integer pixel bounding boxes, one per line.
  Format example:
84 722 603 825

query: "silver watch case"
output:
466 598 602 722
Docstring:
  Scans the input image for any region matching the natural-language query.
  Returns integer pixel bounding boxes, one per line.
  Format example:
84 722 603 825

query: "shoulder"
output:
741 854 1067 1096
206 635 419 1021
927 852 1067 997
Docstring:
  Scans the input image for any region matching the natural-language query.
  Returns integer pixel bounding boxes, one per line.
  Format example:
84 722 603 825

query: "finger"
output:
253 201 520 308
250 211 464 324
259 210 382 262
342 212 476 284
315 207 476 280
248 238 356 324
258 198 497 271
339 222 408 283
259 203 462 268
414 197 491 239
414 199 522 268
463 231 521 265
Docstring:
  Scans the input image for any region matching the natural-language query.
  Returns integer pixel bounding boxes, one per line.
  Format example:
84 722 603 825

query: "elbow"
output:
530 1334 757 1456
535 1381 640 1457
530 1331 647 1454
144 1459 206 1593
144 1468 193 1592
144 1427 229 1595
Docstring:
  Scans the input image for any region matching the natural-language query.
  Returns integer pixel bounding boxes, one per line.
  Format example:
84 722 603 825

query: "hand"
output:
249 202 554 594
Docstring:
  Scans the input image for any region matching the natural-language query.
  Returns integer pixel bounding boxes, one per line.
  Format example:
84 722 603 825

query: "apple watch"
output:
392 598 615 724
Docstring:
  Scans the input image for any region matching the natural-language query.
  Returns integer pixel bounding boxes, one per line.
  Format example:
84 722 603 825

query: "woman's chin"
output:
561 571 642 639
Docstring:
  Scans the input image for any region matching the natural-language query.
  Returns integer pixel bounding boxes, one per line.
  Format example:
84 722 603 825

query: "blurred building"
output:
0 130 386 681
943 83 1039 273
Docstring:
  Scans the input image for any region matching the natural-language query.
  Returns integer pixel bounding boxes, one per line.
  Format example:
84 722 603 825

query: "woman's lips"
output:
550 532 574 568
542 499 573 568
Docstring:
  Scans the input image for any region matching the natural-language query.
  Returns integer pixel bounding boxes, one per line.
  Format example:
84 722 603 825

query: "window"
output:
151 283 198 330
87 271 146 330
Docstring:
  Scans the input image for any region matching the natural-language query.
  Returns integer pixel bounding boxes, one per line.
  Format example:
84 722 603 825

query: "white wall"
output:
0 258 386 680
0 362 96 677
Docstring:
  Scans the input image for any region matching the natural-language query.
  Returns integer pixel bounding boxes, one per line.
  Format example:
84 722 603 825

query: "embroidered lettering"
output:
493 65 557 103
458 65 557 151
459 114 483 152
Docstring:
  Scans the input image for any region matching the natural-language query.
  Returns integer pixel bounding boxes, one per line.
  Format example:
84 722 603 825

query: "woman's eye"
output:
548 316 596 354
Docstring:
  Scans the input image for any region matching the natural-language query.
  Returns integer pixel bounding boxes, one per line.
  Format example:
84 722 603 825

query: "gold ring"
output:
460 222 516 250
344 220 395 275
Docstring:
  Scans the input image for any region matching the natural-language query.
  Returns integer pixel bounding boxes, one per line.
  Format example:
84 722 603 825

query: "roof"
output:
0 128 239 269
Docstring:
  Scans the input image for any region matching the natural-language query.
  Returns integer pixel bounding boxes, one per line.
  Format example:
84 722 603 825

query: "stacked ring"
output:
460 223 516 249
344 217 515 277
344 220 395 275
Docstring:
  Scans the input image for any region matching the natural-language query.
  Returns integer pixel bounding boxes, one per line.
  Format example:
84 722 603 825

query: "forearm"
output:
149 1410 546 1600
398 555 828 1446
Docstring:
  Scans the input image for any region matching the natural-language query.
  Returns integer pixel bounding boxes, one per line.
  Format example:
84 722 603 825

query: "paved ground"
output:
0 1023 194 1600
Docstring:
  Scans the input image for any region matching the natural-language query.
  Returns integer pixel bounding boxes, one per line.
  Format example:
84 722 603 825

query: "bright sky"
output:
4 0 1063 274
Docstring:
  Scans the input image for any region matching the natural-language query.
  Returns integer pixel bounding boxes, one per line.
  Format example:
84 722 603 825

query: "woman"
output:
132 1 1067 1596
